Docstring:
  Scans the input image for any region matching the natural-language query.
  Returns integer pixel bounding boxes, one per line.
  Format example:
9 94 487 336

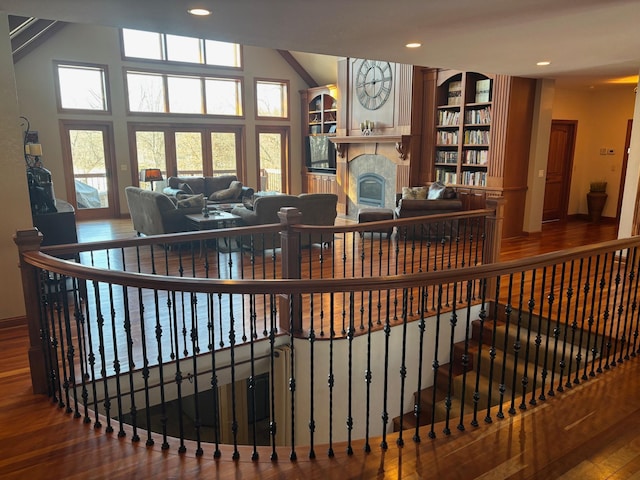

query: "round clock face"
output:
356 60 393 110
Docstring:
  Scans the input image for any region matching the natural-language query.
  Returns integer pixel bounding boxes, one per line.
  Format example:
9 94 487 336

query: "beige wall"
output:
552 85 636 220
0 13 32 321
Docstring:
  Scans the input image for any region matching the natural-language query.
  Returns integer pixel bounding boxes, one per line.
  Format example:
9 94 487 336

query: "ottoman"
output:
357 207 394 238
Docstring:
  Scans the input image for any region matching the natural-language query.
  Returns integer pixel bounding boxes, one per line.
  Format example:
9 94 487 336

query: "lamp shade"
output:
139 168 163 182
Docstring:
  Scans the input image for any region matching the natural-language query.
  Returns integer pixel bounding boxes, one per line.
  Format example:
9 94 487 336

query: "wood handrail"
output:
22 235 639 296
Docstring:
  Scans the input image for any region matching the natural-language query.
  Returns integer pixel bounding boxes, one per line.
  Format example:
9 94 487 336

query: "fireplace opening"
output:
358 173 385 207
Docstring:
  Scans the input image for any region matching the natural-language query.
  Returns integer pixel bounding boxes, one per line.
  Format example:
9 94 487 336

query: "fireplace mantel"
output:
330 135 411 161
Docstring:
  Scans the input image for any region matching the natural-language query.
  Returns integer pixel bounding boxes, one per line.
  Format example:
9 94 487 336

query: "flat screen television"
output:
305 135 336 172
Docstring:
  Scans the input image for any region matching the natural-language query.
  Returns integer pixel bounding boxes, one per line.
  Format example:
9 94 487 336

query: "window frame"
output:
119 28 243 71
254 78 290 120
123 67 245 118
128 122 247 183
53 60 111 114
255 125 291 193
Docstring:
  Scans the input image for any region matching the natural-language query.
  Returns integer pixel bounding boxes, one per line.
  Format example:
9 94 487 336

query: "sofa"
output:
394 183 463 238
231 193 338 249
125 186 206 236
163 175 254 205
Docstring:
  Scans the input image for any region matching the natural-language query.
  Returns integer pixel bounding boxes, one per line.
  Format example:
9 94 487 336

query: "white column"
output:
0 12 34 322
618 71 640 238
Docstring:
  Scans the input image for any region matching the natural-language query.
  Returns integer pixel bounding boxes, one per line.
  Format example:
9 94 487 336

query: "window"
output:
126 72 165 112
129 124 245 181
256 80 289 118
175 132 204 177
257 127 290 192
134 131 167 190
55 62 109 111
211 131 240 175
121 28 242 68
126 70 243 116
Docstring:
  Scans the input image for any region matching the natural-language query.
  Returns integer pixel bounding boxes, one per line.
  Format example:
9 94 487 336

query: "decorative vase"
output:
587 182 607 223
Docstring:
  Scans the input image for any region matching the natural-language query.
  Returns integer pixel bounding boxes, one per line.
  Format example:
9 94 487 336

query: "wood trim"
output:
277 50 317 88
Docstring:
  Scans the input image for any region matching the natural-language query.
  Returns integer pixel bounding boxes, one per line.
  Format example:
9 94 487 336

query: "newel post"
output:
13 228 48 394
483 197 505 301
278 207 303 334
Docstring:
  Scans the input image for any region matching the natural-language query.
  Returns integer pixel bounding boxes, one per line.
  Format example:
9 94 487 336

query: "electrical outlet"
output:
600 148 607 155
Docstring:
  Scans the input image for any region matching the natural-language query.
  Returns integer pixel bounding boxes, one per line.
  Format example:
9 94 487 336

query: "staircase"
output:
393 306 604 433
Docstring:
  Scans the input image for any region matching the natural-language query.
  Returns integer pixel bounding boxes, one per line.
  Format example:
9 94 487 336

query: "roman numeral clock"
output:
356 59 393 110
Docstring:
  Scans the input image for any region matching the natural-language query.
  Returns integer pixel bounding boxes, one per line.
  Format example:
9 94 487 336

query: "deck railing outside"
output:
14 201 639 463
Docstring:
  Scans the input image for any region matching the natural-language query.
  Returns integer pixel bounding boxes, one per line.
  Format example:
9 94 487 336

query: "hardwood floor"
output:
3 218 638 479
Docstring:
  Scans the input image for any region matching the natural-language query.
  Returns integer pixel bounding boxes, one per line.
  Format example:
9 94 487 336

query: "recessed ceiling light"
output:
537 61 551 66
188 8 212 16
405 42 422 48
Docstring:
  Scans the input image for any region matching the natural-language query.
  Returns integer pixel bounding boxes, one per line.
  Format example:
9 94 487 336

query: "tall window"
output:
129 124 245 180
55 62 109 111
211 132 240 175
121 28 242 68
126 70 243 116
175 132 204 177
255 79 289 119
257 127 289 192
135 131 167 190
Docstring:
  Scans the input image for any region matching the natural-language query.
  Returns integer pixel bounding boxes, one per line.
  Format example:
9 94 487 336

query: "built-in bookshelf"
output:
434 71 493 187
306 89 337 136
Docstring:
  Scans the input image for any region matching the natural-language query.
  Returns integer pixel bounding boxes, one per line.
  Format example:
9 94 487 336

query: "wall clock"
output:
355 60 393 110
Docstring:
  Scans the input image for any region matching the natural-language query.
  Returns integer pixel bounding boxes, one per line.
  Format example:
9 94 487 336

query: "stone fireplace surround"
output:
347 155 397 216
334 139 411 220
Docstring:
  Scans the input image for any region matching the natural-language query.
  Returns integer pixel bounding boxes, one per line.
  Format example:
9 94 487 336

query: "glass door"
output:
61 121 118 220
256 127 289 193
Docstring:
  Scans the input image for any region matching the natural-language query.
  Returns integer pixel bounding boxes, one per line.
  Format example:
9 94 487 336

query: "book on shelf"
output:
435 169 457 185
447 81 462 106
475 79 491 103
465 106 491 125
438 109 460 126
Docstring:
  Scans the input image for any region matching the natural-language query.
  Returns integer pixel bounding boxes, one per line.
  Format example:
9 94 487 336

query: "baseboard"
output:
568 213 617 224
0 315 27 329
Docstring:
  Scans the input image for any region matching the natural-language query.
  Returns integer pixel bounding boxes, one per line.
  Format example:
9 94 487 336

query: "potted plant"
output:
587 181 607 223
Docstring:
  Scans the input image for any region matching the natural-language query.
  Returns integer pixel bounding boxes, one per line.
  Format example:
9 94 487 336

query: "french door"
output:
256 126 290 193
60 120 119 220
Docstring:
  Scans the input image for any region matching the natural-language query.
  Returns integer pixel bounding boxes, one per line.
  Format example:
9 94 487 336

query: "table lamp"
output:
139 168 163 191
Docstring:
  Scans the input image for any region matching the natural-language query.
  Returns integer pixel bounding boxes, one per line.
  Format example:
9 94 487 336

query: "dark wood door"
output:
543 120 576 222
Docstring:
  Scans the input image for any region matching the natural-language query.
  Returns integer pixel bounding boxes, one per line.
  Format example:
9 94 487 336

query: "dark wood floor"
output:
3 218 639 479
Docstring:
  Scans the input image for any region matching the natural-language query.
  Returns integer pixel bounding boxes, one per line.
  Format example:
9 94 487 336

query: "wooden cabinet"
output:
302 171 338 195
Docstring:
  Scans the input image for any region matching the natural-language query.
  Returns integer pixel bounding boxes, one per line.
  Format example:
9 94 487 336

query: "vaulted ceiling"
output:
3 0 640 89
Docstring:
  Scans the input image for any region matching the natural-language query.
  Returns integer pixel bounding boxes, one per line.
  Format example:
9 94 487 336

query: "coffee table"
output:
184 211 242 253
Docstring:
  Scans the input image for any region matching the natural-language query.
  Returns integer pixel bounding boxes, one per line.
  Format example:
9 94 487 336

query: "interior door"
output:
543 120 577 222
61 121 119 220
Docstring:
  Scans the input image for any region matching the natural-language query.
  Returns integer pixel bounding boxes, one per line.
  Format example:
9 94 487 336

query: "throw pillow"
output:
209 181 243 201
176 193 205 209
178 182 194 195
427 182 447 200
242 196 254 210
402 186 427 200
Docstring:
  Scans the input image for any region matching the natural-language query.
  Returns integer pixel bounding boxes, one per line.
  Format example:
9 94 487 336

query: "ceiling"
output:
2 0 640 89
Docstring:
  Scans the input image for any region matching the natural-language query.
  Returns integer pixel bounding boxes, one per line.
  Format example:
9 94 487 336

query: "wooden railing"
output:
14 201 639 464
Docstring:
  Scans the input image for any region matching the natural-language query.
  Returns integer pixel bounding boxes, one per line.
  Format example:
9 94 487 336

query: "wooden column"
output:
277 207 303 334
13 228 47 394
483 197 506 303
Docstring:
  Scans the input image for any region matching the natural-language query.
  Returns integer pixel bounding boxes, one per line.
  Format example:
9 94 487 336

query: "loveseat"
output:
163 175 254 205
125 186 205 236
394 183 463 238
231 193 338 249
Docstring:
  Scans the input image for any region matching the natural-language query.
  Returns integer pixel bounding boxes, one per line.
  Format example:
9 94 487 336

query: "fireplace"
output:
357 173 385 207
